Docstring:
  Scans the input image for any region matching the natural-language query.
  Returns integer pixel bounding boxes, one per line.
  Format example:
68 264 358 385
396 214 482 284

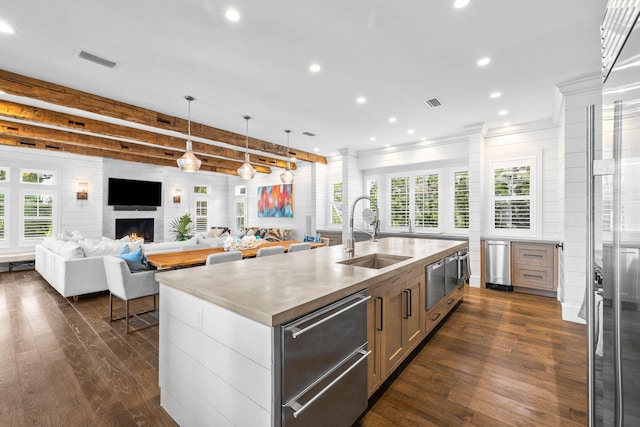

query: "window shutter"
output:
23 194 53 240
414 174 439 228
0 193 5 241
331 182 343 224
493 166 531 230
194 200 208 232
454 171 469 229
367 179 379 224
235 201 245 231
390 177 410 227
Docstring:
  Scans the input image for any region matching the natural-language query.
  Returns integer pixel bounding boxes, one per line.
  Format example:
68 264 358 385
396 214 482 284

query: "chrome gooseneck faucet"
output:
345 195 380 257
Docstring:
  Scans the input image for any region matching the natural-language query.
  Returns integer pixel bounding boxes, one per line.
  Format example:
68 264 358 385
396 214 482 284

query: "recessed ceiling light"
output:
408 129 415 134
225 8 240 22
477 57 491 66
490 92 501 99
503 122 511 126
420 137 427 141
454 0 470 8
0 22 15 34
356 96 366 104
330 152 336 156
388 117 397 123
314 147 320 152
309 64 321 73
498 110 509 116
385 144 391 147
370 137 376 141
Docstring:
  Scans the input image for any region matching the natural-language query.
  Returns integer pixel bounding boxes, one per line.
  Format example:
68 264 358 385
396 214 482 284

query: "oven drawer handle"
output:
289 349 371 418
291 296 371 339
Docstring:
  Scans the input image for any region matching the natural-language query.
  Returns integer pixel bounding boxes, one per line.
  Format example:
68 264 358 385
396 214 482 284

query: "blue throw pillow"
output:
119 245 147 272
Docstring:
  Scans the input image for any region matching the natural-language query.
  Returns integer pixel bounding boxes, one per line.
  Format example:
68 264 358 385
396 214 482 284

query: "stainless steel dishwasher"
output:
485 240 512 291
426 259 445 310
277 289 370 427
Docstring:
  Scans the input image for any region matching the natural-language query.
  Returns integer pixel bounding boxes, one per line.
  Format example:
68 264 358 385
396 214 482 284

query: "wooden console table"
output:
146 240 325 269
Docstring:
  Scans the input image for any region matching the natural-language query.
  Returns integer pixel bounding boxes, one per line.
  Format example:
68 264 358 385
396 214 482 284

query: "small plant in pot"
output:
169 213 194 241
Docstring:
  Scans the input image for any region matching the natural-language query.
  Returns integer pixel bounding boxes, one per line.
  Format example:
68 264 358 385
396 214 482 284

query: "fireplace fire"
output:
115 218 155 242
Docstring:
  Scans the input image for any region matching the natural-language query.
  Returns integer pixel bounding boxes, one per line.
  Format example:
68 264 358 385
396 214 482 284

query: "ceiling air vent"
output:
77 49 119 69
424 98 442 108
302 131 316 137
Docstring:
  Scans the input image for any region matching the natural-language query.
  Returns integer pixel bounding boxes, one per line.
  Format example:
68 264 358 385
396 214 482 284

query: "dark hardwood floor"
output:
0 269 587 426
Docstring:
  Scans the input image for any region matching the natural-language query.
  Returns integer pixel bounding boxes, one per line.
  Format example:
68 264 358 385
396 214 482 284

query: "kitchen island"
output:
156 237 467 427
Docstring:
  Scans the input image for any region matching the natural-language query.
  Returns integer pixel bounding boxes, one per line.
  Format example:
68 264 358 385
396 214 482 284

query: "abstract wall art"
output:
257 184 293 217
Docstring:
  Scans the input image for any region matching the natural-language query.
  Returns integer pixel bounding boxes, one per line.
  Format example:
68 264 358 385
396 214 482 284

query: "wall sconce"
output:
77 181 88 200
173 189 182 203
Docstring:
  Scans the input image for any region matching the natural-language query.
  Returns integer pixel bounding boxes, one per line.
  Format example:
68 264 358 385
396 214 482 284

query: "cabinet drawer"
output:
425 301 443 333
513 243 553 267
512 265 554 290
441 292 459 317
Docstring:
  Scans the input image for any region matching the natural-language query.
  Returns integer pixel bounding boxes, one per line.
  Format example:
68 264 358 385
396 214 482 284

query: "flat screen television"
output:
108 177 162 207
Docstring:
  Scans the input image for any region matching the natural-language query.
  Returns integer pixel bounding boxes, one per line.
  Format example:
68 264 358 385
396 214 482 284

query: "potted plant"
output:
169 213 194 241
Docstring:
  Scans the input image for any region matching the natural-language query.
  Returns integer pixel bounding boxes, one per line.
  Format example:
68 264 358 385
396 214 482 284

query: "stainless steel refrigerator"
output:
589 3 640 425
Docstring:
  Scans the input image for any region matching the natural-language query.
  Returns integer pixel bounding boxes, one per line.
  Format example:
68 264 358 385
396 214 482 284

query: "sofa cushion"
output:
57 241 85 259
141 236 199 255
80 239 121 257
119 245 148 272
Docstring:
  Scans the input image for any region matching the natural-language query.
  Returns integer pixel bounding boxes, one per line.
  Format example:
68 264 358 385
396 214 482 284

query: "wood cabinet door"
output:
382 274 407 377
367 285 384 396
404 272 423 351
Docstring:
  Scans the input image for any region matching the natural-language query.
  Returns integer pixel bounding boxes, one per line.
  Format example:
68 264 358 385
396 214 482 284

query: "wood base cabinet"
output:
511 242 557 292
367 285 384 396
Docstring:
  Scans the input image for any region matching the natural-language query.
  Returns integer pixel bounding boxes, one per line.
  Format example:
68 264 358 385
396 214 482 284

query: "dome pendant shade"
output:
237 115 256 179
177 96 201 173
177 140 202 172
280 129 295 184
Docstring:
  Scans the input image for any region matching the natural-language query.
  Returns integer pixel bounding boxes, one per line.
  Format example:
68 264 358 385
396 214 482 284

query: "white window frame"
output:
20 189 57 246
451 168 470 234
330 181 343 226
235 200 245 232
193 185 211 233
0 166 9 182
365 177 380 231
20 169 55 185
488 157 539 238
387 170 442 233
0 190 8 248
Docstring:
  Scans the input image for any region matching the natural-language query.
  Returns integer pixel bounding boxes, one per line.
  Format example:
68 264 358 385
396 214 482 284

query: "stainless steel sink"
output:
337 253 411 269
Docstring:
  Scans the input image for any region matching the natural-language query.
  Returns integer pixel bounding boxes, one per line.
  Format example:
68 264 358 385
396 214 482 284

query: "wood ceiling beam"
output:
0 99 296 170
0 119 273 174
0 69 327 164
0 134 241 176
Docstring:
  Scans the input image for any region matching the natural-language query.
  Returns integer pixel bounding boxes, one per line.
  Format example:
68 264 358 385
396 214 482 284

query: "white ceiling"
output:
0 0 605 159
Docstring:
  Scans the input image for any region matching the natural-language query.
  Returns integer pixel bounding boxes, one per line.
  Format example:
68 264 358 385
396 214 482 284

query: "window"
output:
490 160 534 234
21 169 55 185
453 171 469 229
413 174 439 228
0 191 6 246
235 185 246 196
193 186 210 233
331 182 343 225
366 178 379 216
235 201 245 231
0 167 9 182
389 176 410 227
194 200 208 233
22 192 55 242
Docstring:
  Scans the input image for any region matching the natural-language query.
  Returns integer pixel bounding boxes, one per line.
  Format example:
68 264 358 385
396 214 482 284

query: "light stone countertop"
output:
155 237 467 326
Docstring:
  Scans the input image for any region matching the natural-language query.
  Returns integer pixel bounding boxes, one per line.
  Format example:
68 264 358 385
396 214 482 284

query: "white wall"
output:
0 145 104 252
228 162 315 240
558 76 602 323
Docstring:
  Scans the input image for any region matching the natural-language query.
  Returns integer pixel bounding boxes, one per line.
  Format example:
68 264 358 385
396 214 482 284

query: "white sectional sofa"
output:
35 234 217 299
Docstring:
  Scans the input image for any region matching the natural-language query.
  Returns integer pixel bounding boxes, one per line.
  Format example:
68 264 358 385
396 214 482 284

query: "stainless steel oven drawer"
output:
282 345 369 427
281 290 368 403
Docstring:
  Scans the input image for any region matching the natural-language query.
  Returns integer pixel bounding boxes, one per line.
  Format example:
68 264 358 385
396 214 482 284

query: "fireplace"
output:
115 218 155 242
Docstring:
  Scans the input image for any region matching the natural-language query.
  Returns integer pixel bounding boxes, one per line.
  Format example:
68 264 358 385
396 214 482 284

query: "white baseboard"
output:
469 274 481 288
562 301 586 324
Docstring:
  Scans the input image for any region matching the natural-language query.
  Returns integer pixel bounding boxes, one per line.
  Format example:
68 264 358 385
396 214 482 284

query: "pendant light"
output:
280 129 295 184
177 96 202 172
237 115 256 179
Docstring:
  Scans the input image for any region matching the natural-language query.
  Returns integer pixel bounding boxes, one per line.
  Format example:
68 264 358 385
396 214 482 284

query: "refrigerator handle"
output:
586 104 596 427
612 100 623 426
